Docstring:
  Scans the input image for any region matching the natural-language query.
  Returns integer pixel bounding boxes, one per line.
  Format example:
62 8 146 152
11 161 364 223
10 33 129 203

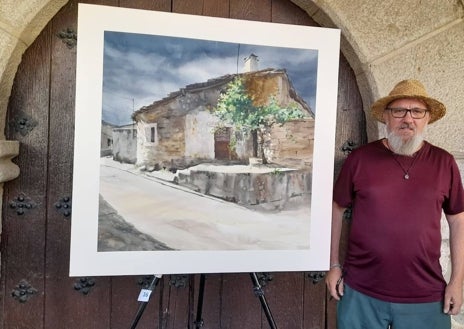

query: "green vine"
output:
214 77 305 163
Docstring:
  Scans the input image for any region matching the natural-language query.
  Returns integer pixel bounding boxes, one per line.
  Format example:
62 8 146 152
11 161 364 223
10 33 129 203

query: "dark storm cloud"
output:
102 31 318 126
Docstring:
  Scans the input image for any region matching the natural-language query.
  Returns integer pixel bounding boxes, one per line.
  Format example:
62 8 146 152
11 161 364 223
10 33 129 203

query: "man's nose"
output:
403 110 414 122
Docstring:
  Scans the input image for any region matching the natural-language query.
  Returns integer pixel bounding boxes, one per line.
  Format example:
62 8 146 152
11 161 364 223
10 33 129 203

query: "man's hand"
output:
444 211 464 315
444 281 463 315
325 267 344 301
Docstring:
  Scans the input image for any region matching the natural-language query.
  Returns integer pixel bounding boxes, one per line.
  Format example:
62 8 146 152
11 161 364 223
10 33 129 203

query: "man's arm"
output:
325 201 346 300
444 211 464 315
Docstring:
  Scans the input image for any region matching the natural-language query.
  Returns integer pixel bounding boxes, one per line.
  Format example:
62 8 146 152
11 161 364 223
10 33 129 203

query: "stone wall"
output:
263 118 314 169
112 128 137 164
176 167 311 211
136 115 186 169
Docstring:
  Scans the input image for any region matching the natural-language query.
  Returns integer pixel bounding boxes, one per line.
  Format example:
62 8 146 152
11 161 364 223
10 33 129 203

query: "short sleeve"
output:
333 153 356 208
443 157 464 215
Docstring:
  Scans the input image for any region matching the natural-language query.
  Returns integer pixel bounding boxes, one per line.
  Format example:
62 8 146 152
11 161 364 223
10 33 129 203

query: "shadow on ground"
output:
98 195 173 251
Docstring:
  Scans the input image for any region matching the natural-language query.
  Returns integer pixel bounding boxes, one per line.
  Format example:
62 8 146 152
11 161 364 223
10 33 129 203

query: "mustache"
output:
398 123 416 130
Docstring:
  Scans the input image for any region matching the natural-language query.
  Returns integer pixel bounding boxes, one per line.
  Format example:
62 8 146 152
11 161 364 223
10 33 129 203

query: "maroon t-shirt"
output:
334 139 464 303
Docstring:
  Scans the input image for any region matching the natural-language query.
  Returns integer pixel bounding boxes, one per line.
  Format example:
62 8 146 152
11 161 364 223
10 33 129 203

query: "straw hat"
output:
371 79 446 124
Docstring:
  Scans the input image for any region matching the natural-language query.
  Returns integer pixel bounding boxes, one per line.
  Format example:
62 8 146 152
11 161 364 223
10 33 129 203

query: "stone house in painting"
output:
131 67 315 171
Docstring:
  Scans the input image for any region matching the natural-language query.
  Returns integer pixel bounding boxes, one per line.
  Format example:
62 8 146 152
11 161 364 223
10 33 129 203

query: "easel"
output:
130 274 163 329
129 273 278 329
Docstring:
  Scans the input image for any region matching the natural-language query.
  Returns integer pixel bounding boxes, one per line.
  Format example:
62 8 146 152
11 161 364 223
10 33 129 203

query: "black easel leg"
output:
250 273 278 329
129 274 162 329
194 274 206 328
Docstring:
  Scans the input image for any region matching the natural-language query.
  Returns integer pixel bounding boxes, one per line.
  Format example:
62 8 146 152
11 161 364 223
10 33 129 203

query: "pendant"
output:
404 174 409 179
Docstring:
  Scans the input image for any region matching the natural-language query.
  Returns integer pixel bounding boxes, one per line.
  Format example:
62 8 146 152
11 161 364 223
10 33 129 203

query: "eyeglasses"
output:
385 107 429 119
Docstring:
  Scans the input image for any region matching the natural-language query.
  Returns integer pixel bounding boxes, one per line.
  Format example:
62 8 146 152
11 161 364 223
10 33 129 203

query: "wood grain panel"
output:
203 0 229 18
119 0 171 11
221 273 262 328
172 0 203 15
303 274 326 329
263 272 304 328
192 274 222 329
160 275 192 329
271 0 317 26
108 275 163 329
230 0 271 21
42 1 112 328
334 54 366 176
2 18 52 329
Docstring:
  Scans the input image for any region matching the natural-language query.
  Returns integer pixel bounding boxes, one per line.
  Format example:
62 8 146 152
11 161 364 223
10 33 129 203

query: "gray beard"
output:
386 127 425 157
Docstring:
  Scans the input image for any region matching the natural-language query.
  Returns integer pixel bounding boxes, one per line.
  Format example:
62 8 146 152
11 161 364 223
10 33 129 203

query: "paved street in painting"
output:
98 159 310 251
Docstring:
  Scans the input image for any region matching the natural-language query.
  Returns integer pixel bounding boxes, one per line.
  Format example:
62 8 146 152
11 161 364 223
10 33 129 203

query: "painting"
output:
70 4 340 276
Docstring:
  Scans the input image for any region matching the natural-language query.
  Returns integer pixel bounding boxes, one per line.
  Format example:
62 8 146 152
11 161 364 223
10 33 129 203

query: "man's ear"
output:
425 112 431 124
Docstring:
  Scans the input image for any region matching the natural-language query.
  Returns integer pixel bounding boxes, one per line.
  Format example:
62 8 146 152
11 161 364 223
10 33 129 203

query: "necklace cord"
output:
391 154 418 179
384 139 419 180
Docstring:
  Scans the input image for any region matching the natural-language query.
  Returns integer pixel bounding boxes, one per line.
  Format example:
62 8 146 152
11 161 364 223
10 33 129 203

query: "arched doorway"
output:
1 1 365 328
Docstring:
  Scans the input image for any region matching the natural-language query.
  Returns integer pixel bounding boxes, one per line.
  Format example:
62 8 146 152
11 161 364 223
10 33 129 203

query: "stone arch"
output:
0 0 68 182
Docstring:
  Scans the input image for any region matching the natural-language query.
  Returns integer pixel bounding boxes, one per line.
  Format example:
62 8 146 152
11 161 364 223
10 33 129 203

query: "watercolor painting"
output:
70 4 340 276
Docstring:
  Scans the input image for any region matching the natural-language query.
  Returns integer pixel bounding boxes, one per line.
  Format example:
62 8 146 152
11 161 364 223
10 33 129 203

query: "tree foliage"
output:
214 77 305 132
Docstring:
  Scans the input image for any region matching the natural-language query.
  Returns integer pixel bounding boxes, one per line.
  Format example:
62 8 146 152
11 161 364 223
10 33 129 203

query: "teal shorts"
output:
337 284 451 329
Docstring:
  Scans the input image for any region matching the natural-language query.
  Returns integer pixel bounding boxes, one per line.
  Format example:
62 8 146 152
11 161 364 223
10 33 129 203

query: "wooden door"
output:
0 0 365 328
214 127 231 160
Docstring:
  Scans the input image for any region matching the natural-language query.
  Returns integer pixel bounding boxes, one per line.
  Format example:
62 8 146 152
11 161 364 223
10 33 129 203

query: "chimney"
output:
243 54 259 72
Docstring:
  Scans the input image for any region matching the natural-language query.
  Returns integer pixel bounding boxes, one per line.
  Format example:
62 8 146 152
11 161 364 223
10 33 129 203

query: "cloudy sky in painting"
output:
102 31 318 126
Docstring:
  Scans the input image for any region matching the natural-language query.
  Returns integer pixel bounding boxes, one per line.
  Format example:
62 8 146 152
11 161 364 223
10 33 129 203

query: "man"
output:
326 79 464 329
